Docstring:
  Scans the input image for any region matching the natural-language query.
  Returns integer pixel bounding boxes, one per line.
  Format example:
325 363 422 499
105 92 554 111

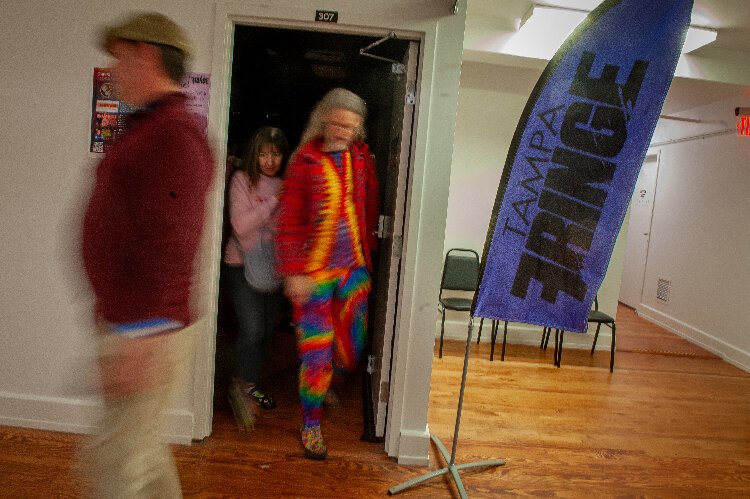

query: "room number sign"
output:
315 10 338 22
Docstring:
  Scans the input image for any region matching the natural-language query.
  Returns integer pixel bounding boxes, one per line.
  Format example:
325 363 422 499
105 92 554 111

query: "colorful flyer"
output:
90 68 211 153
90 68 122 153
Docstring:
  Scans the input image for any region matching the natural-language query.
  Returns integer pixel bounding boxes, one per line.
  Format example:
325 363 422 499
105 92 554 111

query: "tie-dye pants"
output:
294 266 370 428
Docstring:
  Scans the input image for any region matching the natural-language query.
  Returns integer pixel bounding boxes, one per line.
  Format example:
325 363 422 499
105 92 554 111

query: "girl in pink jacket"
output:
223 126 289 420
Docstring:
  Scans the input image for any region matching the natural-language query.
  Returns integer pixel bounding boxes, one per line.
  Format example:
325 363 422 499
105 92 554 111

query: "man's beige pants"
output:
79 322 195 499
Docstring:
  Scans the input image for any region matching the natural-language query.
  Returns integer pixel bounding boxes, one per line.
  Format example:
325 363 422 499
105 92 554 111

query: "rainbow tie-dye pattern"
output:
305 150 366 273
295 267 370 427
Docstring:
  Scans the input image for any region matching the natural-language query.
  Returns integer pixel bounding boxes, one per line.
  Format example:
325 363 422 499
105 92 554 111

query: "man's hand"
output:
98 334 168 397
284 275 315 306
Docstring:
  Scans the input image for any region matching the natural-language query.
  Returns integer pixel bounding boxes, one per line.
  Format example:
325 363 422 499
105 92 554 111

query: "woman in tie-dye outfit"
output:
277 88 379 460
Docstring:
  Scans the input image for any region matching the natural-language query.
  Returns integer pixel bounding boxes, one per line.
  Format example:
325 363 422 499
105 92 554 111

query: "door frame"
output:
195 3 423 441
619 151 661 311
370 40 421 438
195 2 466 467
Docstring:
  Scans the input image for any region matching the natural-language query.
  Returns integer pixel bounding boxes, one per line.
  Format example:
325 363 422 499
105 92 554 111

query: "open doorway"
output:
214 23 416 444
619 153 660 311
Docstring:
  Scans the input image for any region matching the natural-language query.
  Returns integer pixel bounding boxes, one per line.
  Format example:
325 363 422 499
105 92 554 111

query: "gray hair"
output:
298 88 367 150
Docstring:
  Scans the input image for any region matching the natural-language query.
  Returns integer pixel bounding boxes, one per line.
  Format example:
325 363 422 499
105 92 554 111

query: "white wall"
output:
440 0 750 363
441 58 625 348
641 96 750 370
442 56 750 369
444 62 532 252
0 0 220 442
0 0 467 465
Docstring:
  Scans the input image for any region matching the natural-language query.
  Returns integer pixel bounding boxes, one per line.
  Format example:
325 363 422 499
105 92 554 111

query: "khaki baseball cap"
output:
100 12 192 57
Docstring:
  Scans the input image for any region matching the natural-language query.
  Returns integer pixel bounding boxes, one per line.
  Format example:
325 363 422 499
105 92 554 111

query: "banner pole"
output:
388 318 505 498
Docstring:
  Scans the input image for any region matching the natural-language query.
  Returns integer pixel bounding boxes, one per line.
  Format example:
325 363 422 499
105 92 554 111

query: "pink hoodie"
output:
223 170 282 266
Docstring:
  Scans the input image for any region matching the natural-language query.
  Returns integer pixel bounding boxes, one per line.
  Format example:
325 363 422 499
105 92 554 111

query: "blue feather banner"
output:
472 0 692 332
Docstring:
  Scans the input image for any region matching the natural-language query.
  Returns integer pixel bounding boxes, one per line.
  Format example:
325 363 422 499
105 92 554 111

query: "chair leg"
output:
543 327 552 350
477 317 484 344
609 323 616 372
541 327 548 349
555 329 565 367
439 310 446 359
500 321 509 361
489 320 499 361
591 323 602 354
553 329 558 366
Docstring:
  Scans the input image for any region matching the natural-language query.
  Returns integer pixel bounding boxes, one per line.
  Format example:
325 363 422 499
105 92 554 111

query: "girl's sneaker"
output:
249 388 276 410
232 378 276 410
301 425 327 460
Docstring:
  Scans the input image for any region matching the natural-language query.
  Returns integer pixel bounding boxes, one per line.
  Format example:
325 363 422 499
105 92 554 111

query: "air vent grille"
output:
656 278 671 303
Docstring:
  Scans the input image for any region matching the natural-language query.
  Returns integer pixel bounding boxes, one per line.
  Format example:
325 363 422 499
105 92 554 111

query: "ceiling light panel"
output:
499 4 717 60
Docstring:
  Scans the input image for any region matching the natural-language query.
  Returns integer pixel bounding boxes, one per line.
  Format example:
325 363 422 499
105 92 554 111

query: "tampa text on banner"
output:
473 0 692 332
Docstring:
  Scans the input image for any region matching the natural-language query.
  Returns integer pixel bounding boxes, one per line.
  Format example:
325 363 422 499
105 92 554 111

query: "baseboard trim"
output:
396 426 431 466
436 319 606 350
0 391 195 444
637 305 750 373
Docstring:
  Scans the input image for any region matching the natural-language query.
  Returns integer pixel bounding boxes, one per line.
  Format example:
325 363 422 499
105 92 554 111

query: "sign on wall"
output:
737 115 750 136
90 68 210 153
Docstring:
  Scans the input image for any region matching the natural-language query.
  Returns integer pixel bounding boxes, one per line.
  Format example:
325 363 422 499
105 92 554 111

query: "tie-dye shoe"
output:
301 424 328 460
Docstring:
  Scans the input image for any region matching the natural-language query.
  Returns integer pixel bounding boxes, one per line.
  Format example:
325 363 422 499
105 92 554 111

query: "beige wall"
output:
441 58 625 347
442 56 750 369
0 0 227 441
0 0 468 466
642 96 750 370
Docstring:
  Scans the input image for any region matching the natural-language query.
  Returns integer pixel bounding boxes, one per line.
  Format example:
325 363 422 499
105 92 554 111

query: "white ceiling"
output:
464 0 750 114
468 0 750 48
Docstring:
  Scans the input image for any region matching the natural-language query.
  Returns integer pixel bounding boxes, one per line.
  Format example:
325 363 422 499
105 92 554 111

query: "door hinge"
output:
406 81 416 106
377 215 394 239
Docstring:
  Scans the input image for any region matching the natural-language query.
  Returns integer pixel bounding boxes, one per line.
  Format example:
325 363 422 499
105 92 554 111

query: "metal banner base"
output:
388 318 505 498
387 433 505 497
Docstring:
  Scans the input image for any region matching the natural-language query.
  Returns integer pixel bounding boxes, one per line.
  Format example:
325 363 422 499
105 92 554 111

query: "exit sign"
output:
737 115 750 137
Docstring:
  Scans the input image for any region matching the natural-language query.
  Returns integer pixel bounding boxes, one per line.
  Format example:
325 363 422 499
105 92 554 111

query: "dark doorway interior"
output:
227 25 409 189
215 23 410 441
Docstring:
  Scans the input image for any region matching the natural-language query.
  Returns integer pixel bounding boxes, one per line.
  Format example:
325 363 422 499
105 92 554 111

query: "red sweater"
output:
277 139 379 276
82 93 214 325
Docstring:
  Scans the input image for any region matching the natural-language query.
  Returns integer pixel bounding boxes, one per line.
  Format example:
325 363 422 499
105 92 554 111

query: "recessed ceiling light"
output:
499 4 716 60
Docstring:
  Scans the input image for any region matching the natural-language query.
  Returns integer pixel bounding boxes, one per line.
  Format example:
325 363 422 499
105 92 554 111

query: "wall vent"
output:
656 278 671 303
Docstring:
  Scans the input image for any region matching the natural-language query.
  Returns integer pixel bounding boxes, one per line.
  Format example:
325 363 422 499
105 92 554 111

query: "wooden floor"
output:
2 305 750 498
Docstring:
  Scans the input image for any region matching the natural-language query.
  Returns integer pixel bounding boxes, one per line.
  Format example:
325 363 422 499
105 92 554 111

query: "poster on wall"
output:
90 68 210 153
90 68 127 153
181 72 210 133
